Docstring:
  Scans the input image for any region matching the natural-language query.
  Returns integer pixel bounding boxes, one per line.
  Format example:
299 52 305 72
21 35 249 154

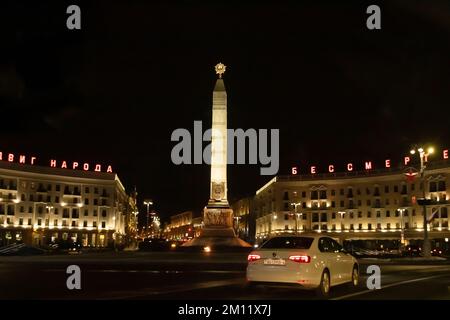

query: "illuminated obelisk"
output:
183 63 250 248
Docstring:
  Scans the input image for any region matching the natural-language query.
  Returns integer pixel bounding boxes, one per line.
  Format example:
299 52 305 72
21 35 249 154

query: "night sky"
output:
2 1 450 224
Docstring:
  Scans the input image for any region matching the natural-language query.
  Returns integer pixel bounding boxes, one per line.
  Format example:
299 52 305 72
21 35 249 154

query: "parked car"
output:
246 235 359 297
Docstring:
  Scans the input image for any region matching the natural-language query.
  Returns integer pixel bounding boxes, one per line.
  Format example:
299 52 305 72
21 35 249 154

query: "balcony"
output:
0 184 17 191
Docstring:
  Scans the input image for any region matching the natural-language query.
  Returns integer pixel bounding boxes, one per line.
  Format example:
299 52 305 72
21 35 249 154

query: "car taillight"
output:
248 254 261 262
289 255 311 263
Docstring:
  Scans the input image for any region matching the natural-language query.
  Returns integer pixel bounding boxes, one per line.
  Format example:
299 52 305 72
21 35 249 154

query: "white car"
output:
246 235 359 297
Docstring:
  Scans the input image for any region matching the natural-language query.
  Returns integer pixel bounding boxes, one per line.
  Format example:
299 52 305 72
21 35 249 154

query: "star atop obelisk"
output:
215 62 226 78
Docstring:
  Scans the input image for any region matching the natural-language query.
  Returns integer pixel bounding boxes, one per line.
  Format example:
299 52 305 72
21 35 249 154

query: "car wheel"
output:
349 265 359 287
316 270 330 298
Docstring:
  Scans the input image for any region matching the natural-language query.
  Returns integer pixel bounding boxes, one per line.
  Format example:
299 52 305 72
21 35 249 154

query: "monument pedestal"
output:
182 206 251 248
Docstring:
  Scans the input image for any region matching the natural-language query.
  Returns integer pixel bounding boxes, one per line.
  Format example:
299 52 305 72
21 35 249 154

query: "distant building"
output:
0 161 131 248
165 211 203 241
231 197 255 242
253 162 450 246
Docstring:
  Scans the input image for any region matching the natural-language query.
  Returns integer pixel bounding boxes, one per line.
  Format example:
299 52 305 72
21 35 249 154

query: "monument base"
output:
182 206 251 248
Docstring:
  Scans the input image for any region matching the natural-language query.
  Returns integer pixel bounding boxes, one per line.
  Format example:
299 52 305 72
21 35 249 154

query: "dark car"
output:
139 239 172 251
403 245 421 257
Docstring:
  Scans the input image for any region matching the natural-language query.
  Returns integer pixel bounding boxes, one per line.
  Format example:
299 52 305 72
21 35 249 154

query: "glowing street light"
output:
409 145 434 258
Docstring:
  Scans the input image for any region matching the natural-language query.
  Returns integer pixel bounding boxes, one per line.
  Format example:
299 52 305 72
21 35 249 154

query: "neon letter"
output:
385 159 391 168
347 163 353 171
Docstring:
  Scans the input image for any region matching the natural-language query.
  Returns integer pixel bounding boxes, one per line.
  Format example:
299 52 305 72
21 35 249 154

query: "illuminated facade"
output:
165 211 203 241
0 161 128 248
254 161 450 244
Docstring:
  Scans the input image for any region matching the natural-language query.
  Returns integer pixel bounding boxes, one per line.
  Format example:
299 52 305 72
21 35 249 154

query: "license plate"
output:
264 258 286 265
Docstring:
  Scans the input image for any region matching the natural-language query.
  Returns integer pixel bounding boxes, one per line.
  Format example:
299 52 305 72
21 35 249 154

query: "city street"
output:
1 251 449 300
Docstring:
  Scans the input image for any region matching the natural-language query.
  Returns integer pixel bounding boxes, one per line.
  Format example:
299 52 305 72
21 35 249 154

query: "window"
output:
7 206 15 215
340 189 344 196
368 223 372 230
367 199 371 206
37 219 42 226
56 185 60 191
366 188 371 195
394 185 398 193
386 210 390 217
358 224 362 230
283 191 289 200
54 208 59 215
93 210 98 217
55 196 59 203
332 212 336 219
284 214 289 220
302 191 306 198
54 219 58 226
28 206 33 214
438 181 446 191
350 224 354 230
29 194 34 201
72 221 77 227
20 206 24 213
21 194 26 201
101 221 106 229
387 223 391 229
63 209 69 218
319 190 327 199
94 187 99 194
358 211 362 218
367 211 371 218
347 188 354 198
376 211 380 218
385 186 389 193
441 207 448 218
93 221 97 227
84 210 89 216
19 218 23 225
72 209 79 219
385 198 390 205
0 204 4 215
377 223 381 230
357 200 362 206
47 184 52 191
85 187 90 193
411 183 415 191
349 212 354 219
261 237 314 249
83 221 88 227
320 212 327 222
285 225 289 230
331 201 336 208
340 200 344 207
94 199 98 205
312 213 319 222
84 198 89 205
102 210 107 217
28 218 32 225
311 191 318 200
331 190 335 196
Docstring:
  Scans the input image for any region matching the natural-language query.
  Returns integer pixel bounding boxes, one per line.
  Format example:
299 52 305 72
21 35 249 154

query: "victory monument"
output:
183 63 251 248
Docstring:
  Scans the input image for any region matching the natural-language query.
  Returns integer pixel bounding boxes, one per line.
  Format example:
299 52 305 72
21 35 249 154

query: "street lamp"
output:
143 199 153 237
398 208 406 248
338 211 346 232
290 202 302 235
410 146 434 258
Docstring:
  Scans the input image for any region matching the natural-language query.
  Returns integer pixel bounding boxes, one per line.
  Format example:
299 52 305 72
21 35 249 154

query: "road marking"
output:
44 269 244 274
99 278 243 300
331 274 444 300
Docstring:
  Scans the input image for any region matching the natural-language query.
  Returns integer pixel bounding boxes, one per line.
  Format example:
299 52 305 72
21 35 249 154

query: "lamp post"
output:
338 211 346 232
290 202 301 235
410 146 434 258
398 208 406 249
143 199 153 237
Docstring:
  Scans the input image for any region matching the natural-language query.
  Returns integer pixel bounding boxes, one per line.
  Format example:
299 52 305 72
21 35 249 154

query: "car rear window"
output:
261 237 314 249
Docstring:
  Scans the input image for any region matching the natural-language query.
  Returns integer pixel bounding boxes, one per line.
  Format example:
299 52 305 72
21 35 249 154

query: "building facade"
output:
254 161 450 245
231 197 254 242
0 161 129 248
165 211 204 241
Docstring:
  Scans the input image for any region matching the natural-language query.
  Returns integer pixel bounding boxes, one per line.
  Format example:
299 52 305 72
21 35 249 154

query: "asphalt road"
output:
1 251 449 300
